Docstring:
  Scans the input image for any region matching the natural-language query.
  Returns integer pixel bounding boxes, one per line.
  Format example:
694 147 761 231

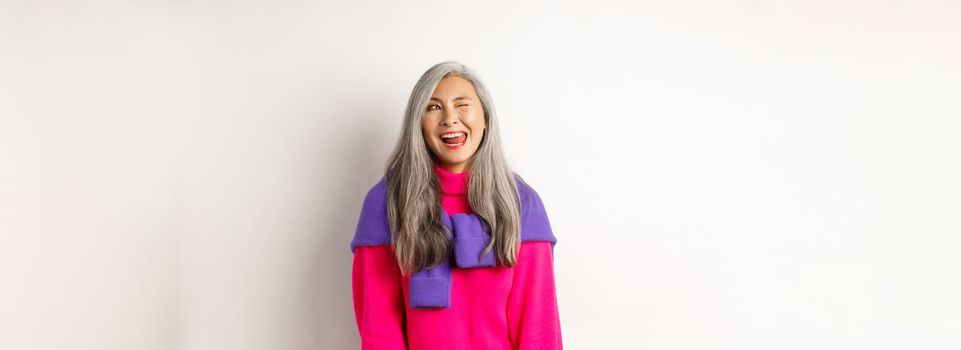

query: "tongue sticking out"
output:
442 134 466 144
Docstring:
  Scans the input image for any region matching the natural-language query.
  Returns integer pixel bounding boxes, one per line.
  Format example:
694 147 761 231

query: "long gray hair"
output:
384 61 522 276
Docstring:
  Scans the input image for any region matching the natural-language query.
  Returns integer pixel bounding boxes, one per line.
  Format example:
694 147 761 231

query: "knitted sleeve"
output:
506 241 564 349
351 245 409 350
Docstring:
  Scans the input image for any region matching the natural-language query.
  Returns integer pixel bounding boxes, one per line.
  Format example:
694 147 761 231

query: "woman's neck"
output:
434 160 468 174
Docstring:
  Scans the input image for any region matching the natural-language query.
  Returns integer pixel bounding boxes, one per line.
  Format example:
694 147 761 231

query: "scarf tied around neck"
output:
349 174 556 308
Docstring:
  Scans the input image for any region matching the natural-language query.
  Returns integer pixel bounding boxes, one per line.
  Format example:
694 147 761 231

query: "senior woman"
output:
350 61 562 350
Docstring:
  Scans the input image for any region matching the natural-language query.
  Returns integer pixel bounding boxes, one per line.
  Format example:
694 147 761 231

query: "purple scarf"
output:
349 174 556 309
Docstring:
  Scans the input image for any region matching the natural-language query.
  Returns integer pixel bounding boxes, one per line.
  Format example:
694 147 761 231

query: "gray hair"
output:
384 61 522 275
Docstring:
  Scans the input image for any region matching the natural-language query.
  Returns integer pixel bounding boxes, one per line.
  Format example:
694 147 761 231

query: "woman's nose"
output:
441 109 458 125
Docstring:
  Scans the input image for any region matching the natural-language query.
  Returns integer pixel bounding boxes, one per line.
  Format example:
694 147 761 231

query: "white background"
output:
1 1 959 349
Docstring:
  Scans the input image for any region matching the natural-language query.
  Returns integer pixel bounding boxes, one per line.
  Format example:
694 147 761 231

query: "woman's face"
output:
422 75 486 173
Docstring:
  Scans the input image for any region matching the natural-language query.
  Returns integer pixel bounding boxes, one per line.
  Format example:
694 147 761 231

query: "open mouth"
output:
440 132 467 148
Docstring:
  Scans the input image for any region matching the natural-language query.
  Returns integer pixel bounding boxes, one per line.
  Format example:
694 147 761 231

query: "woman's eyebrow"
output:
430 96 473 102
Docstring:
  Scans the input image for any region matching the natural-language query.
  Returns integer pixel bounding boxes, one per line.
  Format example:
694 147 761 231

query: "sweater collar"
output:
432 162 468 195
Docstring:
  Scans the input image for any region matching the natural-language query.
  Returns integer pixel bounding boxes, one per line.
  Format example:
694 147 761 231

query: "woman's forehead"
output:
432 76 477 98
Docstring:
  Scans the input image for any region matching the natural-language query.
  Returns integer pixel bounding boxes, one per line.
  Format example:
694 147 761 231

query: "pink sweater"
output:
351 163 563 349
